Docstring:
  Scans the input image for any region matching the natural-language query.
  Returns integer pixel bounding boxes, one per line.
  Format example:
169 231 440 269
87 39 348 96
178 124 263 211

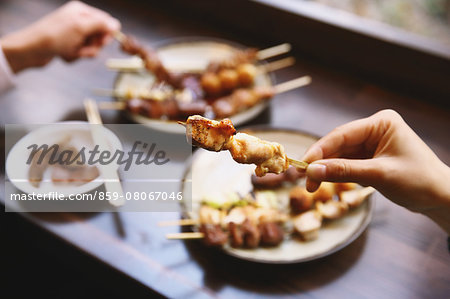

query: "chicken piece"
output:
340 187 375 208
186 115 236 151
206 48 258 72
222 207 247 226
312 182 335 202
334 182 357 194
293 210 322 241
241 219 261 248
259 222 284 247
201 72 221 95
51 165 99 186
289 186 313 214
218 69 239 91
199 205 225 225
228 222 244 248
212 86 274 118
316 200 349 219
185 116 289 177
228 133 289 176
199 224 228 246
236 63 257 86
253 207 288 224
120 35 178 87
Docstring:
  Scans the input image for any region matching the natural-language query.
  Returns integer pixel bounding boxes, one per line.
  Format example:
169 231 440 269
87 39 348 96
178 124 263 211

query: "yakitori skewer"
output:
95 75 310 121
164 185 375 245
95 75 311 120
114 32 185 88
181 115 309 175
108 33 291 74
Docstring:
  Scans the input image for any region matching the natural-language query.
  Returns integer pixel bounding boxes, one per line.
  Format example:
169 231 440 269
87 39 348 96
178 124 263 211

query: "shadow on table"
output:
183 229 368 295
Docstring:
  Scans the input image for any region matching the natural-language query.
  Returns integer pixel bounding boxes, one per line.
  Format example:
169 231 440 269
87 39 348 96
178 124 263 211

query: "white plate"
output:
181 128 374 264
114 37 273 134
6 121 123 197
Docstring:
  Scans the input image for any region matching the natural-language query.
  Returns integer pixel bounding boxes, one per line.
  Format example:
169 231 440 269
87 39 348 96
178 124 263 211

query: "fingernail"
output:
306 163 326 181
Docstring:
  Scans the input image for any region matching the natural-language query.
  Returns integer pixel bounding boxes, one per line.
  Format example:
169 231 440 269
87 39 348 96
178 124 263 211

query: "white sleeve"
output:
0 46 15 93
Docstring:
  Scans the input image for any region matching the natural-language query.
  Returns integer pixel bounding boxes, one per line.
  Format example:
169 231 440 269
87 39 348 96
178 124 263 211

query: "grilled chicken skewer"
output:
96 76 311 121
182 115 308 176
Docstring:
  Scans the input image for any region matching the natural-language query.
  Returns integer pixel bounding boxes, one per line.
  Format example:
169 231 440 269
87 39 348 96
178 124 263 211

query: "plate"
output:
6 121 123 197
114 37 273 134
181 128 374 264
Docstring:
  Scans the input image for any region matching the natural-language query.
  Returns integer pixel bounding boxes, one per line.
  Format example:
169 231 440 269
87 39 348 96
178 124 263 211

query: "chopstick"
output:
84 99 125 207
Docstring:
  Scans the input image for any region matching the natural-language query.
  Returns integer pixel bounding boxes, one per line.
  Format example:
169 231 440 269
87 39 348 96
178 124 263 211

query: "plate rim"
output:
179 126 375 264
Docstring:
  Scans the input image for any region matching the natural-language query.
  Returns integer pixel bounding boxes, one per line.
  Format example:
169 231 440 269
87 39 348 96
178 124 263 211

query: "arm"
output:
0 1 120 74
301 109 450 234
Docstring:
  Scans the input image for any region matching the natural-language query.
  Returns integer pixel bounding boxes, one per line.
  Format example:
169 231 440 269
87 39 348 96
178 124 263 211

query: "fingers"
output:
302 112 395 164
305 158 384 187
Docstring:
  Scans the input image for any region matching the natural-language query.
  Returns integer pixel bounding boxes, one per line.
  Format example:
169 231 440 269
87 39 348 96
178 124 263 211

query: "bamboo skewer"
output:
158 219 199 227
256 43 291 60
166 232 204 240
274 76 311 94
84 99 125 207
288 158 309 170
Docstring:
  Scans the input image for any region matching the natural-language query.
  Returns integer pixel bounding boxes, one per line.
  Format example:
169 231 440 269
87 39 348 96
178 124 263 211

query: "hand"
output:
0 1 120 73
301 109 450 233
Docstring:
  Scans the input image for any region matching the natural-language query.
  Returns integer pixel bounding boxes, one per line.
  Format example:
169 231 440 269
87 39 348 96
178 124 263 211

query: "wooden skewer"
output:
257 56 295 74
97 101 126 110
288 158 309 170
158 219 199 227
274 76 311 94
84 99 125 207
257 43 291 60
166 232 204 240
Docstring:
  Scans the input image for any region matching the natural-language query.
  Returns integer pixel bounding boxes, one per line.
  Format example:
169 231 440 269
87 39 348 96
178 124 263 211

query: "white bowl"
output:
6 121 123 197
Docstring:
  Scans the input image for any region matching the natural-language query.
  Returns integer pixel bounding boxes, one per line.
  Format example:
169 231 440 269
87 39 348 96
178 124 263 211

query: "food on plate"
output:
316 200 349 219
340 187 375 208
119 34 185 88
211 86 274 118
185 115 290 176
293 210 323 241
311 182 335 202
28 136 99 187
289 186 314 214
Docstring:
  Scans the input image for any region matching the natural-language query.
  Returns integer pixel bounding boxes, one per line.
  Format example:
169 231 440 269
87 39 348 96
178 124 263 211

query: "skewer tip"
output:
177 121 187 127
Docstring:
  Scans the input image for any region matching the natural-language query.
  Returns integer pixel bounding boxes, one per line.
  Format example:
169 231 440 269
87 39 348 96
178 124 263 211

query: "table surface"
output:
1 0 449 298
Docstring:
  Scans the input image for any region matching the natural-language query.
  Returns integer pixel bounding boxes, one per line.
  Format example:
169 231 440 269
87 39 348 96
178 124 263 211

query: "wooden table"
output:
1 0 449 298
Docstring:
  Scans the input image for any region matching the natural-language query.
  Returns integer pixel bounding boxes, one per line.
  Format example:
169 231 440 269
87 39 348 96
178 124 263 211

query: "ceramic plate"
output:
114 37 273 134
6 121 123 197
181 128 374 263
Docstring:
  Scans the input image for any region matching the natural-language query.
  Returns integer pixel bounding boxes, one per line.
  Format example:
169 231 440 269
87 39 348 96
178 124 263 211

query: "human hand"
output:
0 1 120 73
301 110 450 232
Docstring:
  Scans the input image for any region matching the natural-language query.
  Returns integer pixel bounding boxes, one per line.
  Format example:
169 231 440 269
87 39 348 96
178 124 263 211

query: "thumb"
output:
306 158 382 186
